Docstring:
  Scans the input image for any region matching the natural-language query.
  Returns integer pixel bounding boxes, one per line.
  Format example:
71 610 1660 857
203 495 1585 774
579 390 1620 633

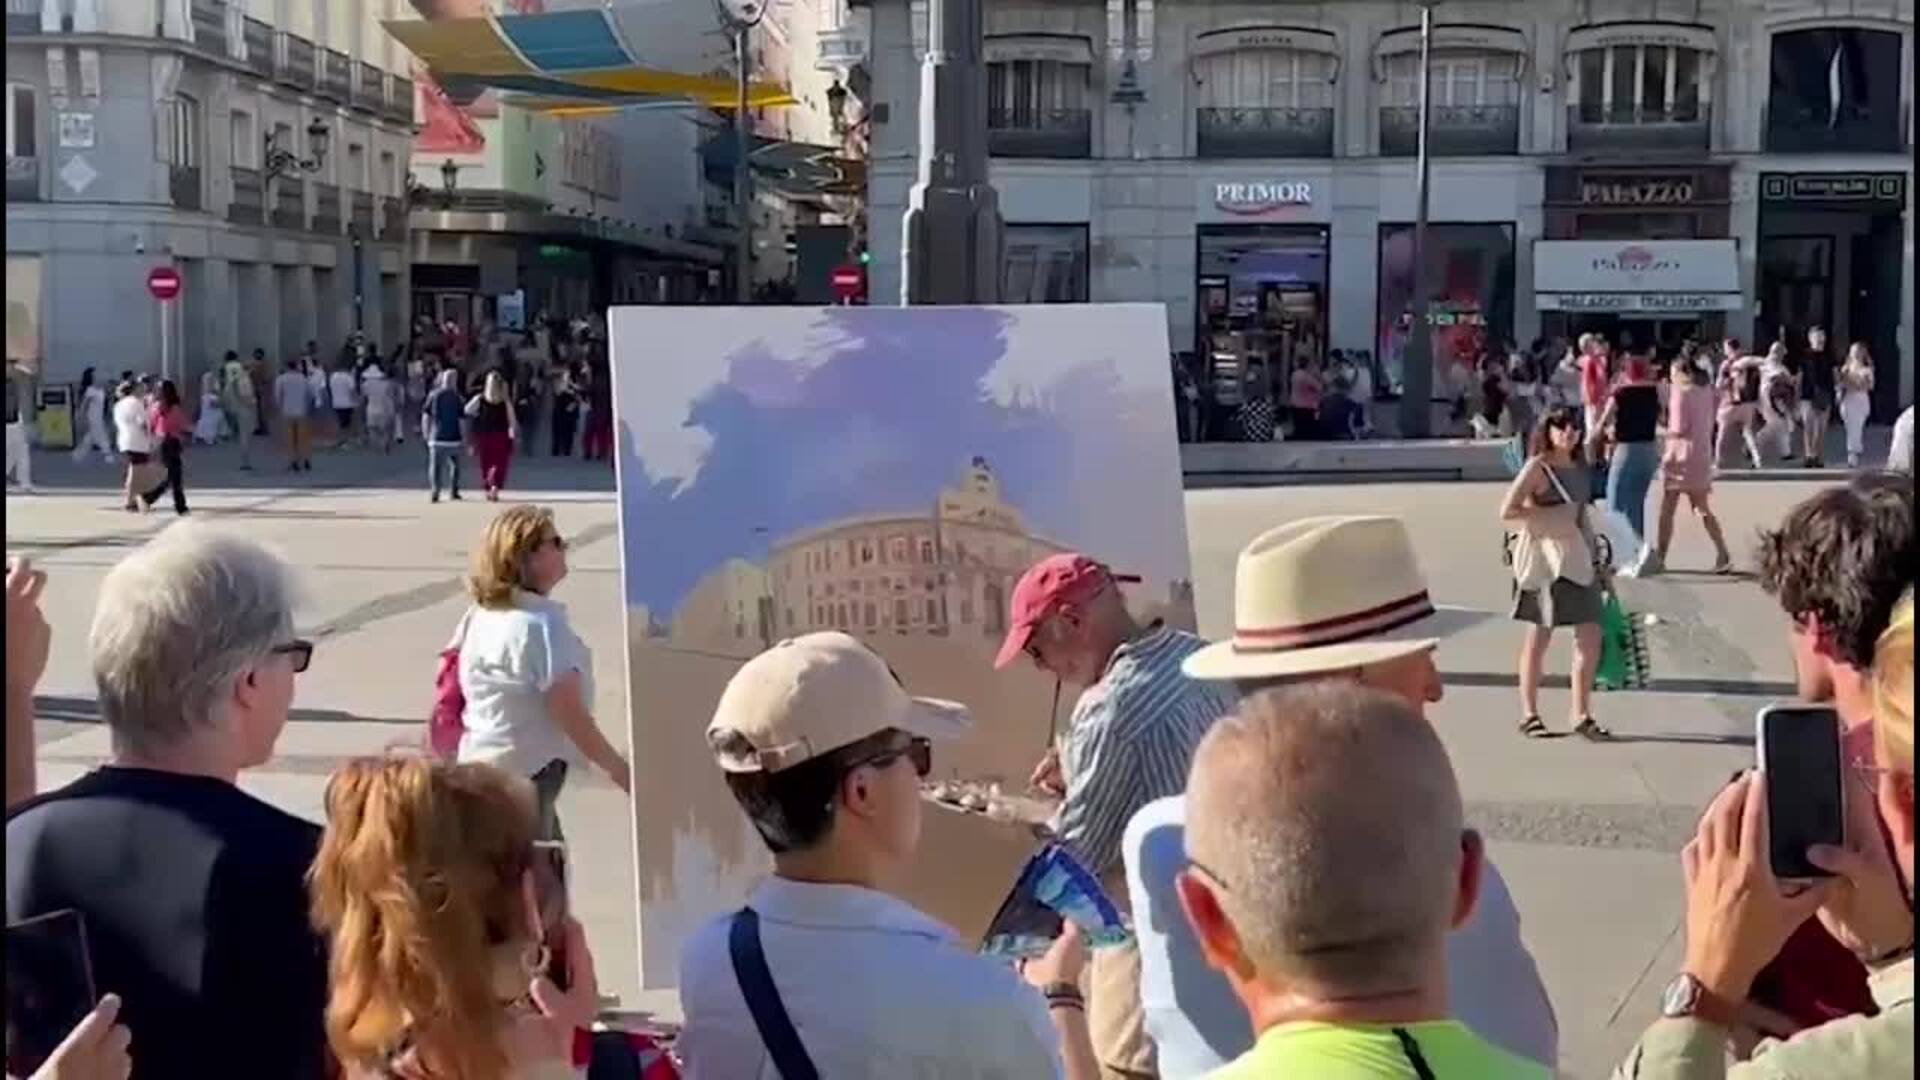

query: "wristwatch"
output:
1660 973 1740 1027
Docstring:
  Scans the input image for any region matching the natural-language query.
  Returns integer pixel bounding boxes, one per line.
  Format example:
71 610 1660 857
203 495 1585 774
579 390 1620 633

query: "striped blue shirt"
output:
1054 624 1236 876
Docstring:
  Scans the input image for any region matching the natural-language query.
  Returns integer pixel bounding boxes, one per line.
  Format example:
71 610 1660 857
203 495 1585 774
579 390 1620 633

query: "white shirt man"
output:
327 368 357 411
677 633 1081 1079
112 390 154 457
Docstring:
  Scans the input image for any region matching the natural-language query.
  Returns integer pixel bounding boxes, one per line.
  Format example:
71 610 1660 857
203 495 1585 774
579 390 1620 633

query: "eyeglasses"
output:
270 639 314 674
859 736 934 779
543 534 568 553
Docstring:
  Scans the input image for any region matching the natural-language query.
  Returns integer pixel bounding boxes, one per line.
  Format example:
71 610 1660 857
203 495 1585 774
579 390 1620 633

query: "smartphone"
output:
531 840 571 990
1755 704 1845 881
5 909 98 1077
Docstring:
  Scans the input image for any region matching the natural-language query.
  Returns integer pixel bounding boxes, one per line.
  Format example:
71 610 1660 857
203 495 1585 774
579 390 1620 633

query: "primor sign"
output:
1213 180 1313 215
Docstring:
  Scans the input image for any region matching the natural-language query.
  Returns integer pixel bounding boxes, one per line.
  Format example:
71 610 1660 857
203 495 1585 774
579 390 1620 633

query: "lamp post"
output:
825 79 849 136
439 158 461 208
901 0 1002 303
1397 1 1437 439
263 117 329 184
716 0 766 303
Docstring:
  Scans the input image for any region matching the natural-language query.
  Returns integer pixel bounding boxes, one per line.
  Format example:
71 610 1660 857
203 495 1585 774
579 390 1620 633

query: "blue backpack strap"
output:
727 907 820 1080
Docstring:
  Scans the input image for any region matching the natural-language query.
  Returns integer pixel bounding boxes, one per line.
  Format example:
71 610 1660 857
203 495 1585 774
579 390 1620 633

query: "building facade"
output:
7 0 417 388
859 0 1914 416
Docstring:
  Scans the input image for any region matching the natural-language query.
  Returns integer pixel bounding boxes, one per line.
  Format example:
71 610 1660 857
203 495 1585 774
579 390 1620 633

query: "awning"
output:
1533 239 1742 313
699 132 863 200
383 10 796 110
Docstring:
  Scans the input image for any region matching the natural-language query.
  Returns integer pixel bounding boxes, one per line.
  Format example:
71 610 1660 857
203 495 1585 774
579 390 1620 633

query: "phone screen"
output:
5 910 98 1077
531 841 570 990
1758 705 1844 880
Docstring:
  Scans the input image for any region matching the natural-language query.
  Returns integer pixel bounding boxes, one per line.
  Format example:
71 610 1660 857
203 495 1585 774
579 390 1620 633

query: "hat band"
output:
1232 590 1435 654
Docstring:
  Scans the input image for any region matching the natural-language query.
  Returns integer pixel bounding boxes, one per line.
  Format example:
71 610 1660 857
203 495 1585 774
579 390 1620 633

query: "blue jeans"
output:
1606 440 1659 543
428 443 461 497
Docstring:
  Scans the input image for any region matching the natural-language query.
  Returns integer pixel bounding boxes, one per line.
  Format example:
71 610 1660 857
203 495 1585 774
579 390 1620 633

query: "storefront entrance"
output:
1757 173 1907 421
1194 225 1329 435
1376 223 1515 396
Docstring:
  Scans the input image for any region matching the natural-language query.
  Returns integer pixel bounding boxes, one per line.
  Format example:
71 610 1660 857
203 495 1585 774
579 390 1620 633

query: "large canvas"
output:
610 304 1193 987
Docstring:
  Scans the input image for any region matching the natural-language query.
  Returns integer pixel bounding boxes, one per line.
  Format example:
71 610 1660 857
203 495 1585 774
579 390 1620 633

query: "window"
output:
160 95 201 167
347 142 366 190
1767 28 1902 150
1383 54 1519 107
894 598 909 625
1003 224 1089 304
5 83 34 159
920 539 935 563
1197 49 1336 109
1573 45 1704 122
926 599 939 623
986 60 1089 125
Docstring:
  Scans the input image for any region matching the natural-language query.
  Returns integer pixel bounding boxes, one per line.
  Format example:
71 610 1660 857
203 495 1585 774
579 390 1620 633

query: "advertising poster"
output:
1376 223 1515 395
609 304 1193 986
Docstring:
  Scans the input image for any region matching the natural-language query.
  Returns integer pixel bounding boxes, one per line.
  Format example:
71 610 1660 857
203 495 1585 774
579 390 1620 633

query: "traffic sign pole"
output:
146 266 184 384
160 300 172 384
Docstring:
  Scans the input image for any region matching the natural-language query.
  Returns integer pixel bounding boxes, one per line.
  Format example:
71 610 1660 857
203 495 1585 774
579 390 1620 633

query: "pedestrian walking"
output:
111 379 154 511
1501 408 1607 741
1639 355 1733 577
305 359 332 445
273 360 314 471
421 369 465 503
141 379 191 516
515 371 543 459
1714 339 1764 468
222 350 258 470
249 347 272 436
549 368 579 457
1837 342 1876 468
360 361 395 453
4 361 34 493
580 366 613 462
465 370 517 501
1798 326 1837 467
1589 353 1662 559
455 505 631 841
327 363 358 449
71 367 114 463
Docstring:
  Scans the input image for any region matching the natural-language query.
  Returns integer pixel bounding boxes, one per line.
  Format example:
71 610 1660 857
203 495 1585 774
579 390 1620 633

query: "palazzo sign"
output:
1579 176 1696 206
1534 238 1742 313
1213 180 1314 215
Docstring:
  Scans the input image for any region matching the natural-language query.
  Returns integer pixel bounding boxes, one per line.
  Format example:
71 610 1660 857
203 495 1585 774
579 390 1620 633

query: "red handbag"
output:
428 611 472 759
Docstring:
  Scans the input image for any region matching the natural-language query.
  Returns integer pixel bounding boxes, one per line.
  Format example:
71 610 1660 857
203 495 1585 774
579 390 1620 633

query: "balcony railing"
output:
1567 103 1711 154
379 195 406 237
350 190 374 232
320 48 352 102
1763 104 1903 154
168 166 201 210
7 0 41 35
229 166 263 225
190 0 227 57
281 33 316 90
387 75 415 125
987 108 1092 159
1197 107 1335 158
6 155 39 202
272 178 304 229
354 61 381 111
241 17 275 79
1379 104 1519 157
313 182 341 233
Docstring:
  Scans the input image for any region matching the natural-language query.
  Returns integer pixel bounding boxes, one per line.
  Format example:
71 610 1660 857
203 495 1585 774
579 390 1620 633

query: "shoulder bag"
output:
1508 465 1597 589
728 908 820 1080
428 609 474 759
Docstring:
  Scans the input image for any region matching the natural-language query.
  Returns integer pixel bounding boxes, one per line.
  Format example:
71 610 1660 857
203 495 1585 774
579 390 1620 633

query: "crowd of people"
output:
4 468 1915 1077
9 315 621 505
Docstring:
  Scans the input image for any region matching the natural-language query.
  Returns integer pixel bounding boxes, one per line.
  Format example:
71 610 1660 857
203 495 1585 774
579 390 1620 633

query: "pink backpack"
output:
428 611 472 759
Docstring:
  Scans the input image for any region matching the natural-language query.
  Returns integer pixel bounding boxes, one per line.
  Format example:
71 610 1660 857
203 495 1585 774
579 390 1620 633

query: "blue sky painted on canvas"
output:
611 305 1186 616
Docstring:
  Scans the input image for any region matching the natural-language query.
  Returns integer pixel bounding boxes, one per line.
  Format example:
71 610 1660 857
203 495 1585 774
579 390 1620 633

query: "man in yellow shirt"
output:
1177 684 1548 1080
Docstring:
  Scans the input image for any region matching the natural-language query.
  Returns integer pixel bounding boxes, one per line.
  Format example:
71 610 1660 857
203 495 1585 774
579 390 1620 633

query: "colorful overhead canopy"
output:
383 8 795 110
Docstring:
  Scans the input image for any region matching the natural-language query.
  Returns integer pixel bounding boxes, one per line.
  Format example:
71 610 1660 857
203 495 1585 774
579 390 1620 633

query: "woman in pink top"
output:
142 378 191 516
1642 354 1730 576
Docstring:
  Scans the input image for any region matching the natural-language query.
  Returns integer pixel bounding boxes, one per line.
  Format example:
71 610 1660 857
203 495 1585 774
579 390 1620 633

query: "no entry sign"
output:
146 266 182 301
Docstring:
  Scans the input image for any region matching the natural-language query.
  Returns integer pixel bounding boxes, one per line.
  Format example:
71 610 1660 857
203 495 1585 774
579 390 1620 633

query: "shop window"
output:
1375 223 1515 400
1004 224 1089 304
1572 45 1703 123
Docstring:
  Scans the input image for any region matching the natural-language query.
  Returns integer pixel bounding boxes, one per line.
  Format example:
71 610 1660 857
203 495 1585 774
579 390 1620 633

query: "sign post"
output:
147 266 182 384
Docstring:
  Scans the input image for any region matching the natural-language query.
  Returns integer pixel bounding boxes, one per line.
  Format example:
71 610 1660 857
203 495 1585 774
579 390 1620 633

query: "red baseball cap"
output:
993 554 1136 670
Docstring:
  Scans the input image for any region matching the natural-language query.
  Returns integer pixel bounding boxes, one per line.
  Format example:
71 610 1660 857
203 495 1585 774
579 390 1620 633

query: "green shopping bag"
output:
1596 589 1651 692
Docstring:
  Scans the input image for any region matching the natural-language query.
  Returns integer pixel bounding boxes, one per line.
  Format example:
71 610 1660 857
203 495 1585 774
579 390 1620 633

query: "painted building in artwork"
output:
670 558 772 651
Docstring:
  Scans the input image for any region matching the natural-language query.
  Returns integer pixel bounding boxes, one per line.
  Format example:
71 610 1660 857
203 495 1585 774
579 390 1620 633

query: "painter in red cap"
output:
993 553 1133 670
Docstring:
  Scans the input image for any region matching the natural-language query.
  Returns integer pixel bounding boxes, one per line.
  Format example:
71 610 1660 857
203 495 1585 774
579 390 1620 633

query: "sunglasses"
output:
544 534 569 552
270 639 314 674
860 736 934 779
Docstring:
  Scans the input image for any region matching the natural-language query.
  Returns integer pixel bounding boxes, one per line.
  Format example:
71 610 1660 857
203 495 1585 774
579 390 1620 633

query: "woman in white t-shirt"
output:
328 365 359 449
71 367 113 463
110 381 154 512
454 506 631 840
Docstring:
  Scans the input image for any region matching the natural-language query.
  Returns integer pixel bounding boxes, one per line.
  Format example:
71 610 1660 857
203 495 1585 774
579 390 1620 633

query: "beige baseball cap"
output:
706 632 972 774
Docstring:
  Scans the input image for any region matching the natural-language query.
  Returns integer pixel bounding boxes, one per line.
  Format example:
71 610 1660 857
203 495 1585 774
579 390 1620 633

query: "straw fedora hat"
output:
1182 515 1490 682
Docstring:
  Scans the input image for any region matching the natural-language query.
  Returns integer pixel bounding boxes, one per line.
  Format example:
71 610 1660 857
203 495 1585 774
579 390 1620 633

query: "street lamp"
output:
1396 0 1438 439
439 158 461 207
263 117 329 183
826 79 849 136
716 0 767 303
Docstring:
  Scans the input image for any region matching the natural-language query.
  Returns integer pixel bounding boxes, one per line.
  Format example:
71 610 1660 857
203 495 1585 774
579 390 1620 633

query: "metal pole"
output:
351 229 365 333
1398 2 1436 438
160 300 173 384
734 25 753 303
901 0 1002 303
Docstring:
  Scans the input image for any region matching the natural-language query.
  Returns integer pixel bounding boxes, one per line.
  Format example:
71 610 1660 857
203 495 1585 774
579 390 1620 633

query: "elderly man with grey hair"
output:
5 523 330 1080
1176 684 1550 1079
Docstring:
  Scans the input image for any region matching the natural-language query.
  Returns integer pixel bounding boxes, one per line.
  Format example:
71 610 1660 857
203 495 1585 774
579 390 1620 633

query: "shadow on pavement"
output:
1443 670 1797 699
34 693 419 728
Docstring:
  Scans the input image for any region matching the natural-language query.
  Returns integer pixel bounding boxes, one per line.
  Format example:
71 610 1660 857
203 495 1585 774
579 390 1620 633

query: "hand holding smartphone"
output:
1755 704 1845 881
5 910 99 1077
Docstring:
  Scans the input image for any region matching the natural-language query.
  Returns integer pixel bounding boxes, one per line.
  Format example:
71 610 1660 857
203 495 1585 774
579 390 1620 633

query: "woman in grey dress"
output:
1499 406 1610 741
